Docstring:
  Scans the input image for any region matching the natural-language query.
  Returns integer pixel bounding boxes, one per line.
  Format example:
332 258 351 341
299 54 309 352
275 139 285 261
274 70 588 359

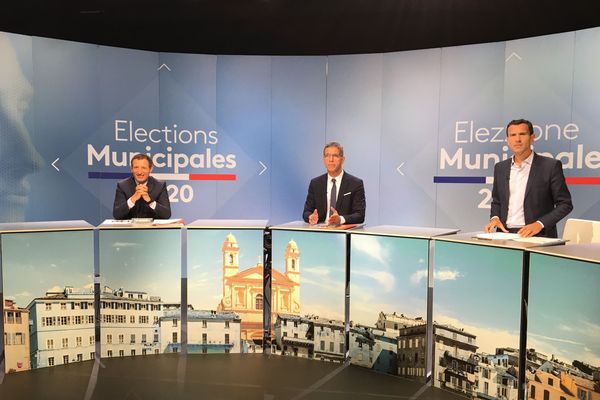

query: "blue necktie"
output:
330 178 337 211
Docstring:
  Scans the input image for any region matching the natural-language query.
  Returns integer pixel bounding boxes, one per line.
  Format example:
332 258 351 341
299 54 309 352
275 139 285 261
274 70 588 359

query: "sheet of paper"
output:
475 232 520 240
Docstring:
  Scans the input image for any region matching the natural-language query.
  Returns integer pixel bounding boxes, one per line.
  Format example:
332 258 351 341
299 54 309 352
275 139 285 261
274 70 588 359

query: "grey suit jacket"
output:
113 176 171 220
490 153 572 238
303 172 366 224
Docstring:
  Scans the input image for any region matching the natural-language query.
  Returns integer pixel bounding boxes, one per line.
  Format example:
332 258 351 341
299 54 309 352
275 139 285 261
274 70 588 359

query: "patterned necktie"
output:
330 178 337 211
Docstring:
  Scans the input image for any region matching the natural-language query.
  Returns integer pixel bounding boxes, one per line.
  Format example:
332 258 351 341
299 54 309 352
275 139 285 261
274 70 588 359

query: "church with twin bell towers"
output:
217 233 301 344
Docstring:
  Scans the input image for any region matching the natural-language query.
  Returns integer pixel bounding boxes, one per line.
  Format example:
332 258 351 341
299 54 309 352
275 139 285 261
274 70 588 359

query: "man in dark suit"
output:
303 142 366 225
484 119 572 238
113 153 171 220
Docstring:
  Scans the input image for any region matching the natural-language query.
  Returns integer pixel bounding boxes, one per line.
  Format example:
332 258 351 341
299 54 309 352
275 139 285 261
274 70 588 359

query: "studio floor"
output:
0 354 467 400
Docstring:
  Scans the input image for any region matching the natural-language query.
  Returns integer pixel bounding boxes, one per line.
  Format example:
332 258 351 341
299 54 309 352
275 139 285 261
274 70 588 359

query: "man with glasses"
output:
303 142 366 225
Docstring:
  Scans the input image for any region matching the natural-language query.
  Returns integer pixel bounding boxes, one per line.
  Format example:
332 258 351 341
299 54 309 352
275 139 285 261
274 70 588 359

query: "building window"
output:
47 339 54 349
107 350 113 357
320 341 325 351
142 349 147 356
45 303 52 311
531 385 536 399
202 334 207 344
225 334 230 344
202 320 207 328
76 336 82 347
48 357 55 366
255 294 263 310
77 354 83 362
340 343 344 353
172 332 178 343
225 321 230 329
131 350 136 356
548 378 553 386
130 334 136 344
119 350 124 357
63 355 69 364
544 390 550 400
130 316 135 324
90 336 95 345
172 319 178 327
60 303 66 310
119 334 124 344
107 334 112 344
202 348 207 354
141 334 147 343
62 338 69 348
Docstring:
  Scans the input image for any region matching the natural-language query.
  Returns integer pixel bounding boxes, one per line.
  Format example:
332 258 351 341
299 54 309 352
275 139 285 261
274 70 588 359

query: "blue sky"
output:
433 241 522 354
2 231 94 307
350 234 429 326
272 230 346 320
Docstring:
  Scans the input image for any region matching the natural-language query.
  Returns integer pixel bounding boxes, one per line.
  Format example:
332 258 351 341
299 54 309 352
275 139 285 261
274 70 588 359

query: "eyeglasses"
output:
323 153 342 159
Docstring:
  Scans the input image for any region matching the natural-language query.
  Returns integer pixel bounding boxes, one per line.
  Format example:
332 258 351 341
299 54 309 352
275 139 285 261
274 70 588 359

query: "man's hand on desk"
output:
517 222 543 238
484 217 508 233
308 209 318 225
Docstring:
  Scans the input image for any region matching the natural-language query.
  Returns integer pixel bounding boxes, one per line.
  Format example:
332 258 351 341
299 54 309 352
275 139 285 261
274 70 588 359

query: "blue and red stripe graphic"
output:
433 176 600 185
88 172 236 181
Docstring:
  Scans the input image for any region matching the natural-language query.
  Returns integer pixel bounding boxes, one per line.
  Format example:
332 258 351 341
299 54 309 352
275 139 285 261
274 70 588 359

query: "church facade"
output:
217 233 301 343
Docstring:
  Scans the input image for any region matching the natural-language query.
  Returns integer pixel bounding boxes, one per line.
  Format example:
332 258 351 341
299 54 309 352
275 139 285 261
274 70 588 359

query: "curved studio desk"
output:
1 221 598 400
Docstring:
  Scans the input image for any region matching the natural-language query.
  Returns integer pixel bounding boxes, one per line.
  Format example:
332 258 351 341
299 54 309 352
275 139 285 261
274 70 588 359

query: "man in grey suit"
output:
303 142 366 225
113 154 171 220
484 119 572 238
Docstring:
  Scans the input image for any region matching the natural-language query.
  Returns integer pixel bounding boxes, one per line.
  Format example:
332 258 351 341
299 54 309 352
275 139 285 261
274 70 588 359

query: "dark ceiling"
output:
2 0 600 55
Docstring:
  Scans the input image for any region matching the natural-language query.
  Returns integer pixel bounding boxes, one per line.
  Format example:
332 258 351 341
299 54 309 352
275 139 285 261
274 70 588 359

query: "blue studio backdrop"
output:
0 28 598 229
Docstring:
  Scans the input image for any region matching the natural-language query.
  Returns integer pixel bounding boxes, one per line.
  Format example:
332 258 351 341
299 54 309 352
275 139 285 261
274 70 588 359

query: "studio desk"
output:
1 220 598 400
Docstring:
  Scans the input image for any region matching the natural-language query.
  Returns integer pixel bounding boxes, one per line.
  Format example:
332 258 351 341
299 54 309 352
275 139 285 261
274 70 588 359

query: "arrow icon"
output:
157 63 172 71
396 162 405 176
51 158 60 171
505 52 522 63
259 161 268 175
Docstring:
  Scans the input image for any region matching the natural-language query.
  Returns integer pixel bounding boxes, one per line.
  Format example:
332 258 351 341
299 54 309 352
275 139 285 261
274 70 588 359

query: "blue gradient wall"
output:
1 28 598 229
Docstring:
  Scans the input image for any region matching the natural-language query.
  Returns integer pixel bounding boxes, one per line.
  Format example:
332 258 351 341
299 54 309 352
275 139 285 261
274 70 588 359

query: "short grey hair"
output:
323 142 344 157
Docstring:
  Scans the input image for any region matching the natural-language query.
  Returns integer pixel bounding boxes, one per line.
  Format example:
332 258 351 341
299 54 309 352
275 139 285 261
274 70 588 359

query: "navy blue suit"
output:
113 176 171 220
490 153 572 238
303 172 366 224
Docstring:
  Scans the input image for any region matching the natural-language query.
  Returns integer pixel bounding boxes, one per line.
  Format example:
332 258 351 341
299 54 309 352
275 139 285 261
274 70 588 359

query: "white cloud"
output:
435 270 460 280
410 269 460 284
352 235 387 264
112 242 139 248
528 332 585 346
410 269 428 285
50 263 57 268
354 270 395 292
46 285 63 293
304 266 332 277
15 291 32 298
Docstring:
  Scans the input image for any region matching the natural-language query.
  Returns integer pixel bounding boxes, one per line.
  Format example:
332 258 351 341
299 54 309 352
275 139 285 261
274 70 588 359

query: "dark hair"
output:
506 119 534 135
131 153 153 168
323 142 344 157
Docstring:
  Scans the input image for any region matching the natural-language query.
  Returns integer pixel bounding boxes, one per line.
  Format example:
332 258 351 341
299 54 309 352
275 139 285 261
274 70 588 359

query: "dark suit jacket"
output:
490 153 572 238
303 172 366 224
113 176 171 220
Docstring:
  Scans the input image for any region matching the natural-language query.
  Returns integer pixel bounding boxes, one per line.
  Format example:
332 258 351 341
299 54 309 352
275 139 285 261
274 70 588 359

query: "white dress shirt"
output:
326 171 345 224
506 152 534 228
